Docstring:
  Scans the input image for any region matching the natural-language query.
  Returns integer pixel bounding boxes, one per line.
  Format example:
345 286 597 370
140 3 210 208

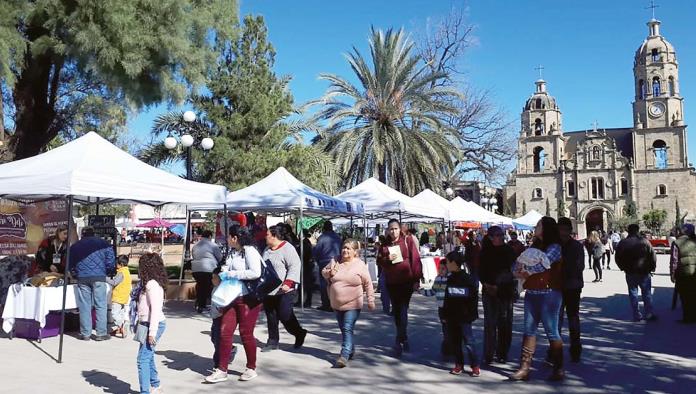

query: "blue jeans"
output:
523 290 562 341
447 322 480 366
76 281 108 337
336 309 361 358
626 273 654 320
378 272 391 314
137 321 166 394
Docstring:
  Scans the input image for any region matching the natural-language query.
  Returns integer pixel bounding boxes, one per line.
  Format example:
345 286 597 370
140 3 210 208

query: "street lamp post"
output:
163 110 214 262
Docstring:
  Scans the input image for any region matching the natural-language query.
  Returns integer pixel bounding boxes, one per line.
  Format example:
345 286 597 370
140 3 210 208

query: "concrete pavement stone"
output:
1 255 693 393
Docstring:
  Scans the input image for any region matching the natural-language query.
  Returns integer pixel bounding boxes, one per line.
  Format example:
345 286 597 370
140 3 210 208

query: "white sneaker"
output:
239 368 258 381
204 368 228 383
150 386 164 393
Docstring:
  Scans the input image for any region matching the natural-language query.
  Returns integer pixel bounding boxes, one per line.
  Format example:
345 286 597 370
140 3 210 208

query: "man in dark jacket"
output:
558 217 585 362
69 227 115 341
670 224 696 323
615 224 657 322
312 221 342 311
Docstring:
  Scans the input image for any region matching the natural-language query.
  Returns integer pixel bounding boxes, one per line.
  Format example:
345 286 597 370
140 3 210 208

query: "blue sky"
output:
128 0 696 172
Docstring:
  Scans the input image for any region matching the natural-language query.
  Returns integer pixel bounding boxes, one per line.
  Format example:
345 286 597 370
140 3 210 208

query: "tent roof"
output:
448 197 513 225
513 210 543 228
413 189 452 219
223 167 363 217
0 132 227 206
336 178 446 220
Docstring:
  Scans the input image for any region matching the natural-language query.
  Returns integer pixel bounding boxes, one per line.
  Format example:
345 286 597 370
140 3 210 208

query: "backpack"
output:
592 242 605 259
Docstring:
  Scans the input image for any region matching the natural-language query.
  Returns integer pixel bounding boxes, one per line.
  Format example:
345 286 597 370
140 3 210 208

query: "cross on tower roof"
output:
534 64 545 79
592 120 600 132
646 0 659 20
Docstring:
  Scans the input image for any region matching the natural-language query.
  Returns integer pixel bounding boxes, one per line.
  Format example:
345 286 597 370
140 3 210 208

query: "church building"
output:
503 17 693 238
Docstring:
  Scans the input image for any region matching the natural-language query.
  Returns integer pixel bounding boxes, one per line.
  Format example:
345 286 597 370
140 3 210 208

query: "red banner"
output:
0 199 71 256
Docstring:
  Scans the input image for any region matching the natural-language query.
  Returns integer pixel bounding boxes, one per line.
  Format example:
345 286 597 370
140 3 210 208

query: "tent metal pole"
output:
223 204 229 258
58 195 74 363
363 213 367 264
299 206 304 312
178 206 189 288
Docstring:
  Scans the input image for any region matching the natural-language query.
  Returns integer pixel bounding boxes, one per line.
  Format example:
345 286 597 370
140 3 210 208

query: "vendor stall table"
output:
2 284 79 334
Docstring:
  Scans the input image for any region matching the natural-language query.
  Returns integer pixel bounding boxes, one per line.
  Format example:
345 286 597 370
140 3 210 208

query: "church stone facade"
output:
503 18 694 238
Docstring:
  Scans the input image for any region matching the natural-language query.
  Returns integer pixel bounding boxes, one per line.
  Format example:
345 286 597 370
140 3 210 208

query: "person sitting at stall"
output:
36 225 69 273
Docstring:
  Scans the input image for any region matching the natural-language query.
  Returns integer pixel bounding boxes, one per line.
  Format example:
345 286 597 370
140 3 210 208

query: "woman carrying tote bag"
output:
204 225 263 384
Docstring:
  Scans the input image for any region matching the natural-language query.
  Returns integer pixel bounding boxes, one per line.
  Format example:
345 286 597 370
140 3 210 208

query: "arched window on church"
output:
534 118 544 135
535 98 543 109
653 140 667 169
533 146 545 173
620 178 629 196
652 77 661 96
669 77 675 96
638 79 646 100
591 146 602 161
651 48 660 62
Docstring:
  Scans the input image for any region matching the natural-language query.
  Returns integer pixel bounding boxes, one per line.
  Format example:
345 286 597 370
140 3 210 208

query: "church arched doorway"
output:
585 208 604 235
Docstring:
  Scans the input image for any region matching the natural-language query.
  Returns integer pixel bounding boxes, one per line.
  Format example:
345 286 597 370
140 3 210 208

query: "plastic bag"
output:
211 277 243 308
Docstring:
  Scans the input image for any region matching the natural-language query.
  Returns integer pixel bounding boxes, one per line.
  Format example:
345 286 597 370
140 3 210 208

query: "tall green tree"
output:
643 208 667 235
309 27 460 195
141 15 336 193
0 0 236 162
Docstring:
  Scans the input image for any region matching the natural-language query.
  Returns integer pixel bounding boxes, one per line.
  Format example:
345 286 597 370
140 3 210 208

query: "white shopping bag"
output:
211 277 243 307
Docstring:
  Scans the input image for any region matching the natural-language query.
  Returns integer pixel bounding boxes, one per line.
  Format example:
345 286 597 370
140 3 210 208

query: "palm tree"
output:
309 27 461 195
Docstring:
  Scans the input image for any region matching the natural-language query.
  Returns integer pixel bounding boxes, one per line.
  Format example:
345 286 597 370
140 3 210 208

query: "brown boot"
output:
510 336 536 381
548 340 565 381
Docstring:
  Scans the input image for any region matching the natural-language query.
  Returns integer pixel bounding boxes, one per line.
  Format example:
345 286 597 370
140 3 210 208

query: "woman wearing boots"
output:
510 216 565 382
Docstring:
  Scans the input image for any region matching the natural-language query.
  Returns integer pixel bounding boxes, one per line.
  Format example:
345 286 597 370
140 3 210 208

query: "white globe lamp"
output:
201 137 214 151
445 187 454 197
183 111 196 123
164 136 177 150
480 197 489 205
180 134 194 147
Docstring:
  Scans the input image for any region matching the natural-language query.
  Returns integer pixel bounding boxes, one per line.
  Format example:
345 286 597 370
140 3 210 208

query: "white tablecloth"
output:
1 285 79 333
421 257 438 289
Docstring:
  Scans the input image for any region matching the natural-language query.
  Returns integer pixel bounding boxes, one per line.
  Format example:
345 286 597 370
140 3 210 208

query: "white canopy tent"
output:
336 178 447 221
412 189 452 221
223 167 363 217
513 210 544 230
0 132 228 363
448 197 513 226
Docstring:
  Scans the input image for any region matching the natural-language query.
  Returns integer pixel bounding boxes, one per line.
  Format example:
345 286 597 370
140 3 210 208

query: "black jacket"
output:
479 244 516 299
443 270 479 324
615 235 656 275
561 239 585 290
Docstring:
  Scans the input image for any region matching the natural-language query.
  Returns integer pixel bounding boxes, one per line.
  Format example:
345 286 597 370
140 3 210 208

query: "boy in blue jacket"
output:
443 251 480 377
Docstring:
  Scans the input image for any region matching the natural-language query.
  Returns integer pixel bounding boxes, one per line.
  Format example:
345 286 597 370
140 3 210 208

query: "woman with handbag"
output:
377 218 422 357
479 225 517 365
261 224 308 352
205 225 263 383
510 217 565 382
322 239 375 367
135 253 168 394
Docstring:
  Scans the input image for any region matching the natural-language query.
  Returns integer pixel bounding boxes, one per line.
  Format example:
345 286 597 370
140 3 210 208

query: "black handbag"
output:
244 258 282 305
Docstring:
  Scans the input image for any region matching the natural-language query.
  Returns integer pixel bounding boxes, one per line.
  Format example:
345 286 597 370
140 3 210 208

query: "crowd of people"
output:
58 212 696 393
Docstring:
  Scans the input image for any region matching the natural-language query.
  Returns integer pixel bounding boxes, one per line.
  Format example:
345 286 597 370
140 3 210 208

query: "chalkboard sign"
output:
88 215 115 228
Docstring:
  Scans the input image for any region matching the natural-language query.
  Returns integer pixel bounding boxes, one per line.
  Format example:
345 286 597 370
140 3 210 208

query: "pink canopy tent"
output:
138 218 175 253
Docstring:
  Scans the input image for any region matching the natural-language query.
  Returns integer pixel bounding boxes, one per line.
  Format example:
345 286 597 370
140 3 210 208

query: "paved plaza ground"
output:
2 254 694 393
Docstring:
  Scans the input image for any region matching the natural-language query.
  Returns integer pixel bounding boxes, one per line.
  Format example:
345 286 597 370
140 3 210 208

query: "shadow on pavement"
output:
157 349 211 376
82 369 137 394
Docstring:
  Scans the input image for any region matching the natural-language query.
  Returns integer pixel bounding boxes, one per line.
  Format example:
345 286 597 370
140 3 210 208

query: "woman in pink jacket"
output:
322 239 375 368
